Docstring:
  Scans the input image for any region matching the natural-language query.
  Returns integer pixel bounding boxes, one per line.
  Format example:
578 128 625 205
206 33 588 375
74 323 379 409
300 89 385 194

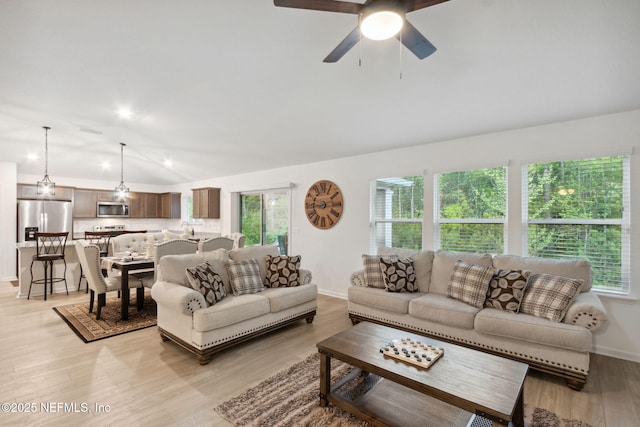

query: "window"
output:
435 167 507 254
240 189 290 254
371 176 423 252
524 156 630 294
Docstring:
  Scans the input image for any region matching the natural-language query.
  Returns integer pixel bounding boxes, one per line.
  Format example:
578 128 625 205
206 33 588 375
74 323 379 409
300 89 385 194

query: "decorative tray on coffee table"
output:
380 338 444 369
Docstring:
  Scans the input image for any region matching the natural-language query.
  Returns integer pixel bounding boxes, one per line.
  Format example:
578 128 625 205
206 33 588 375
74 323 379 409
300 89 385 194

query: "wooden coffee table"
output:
317 322 528 427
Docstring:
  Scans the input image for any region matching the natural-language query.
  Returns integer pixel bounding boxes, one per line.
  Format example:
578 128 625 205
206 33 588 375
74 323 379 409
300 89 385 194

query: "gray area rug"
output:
215 353 498 427
216 352 594 427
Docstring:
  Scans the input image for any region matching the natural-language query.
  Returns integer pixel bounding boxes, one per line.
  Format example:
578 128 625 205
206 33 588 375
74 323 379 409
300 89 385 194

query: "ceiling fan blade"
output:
396 20 436 59
323 27 361 63
274 0 362 14
402 0 449 13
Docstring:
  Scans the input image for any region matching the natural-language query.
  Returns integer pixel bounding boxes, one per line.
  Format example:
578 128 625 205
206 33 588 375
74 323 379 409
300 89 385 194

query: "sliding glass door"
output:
240 190 289 254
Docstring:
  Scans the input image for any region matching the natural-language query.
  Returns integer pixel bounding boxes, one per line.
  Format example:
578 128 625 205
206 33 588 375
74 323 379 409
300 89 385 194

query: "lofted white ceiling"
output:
1 0 639 186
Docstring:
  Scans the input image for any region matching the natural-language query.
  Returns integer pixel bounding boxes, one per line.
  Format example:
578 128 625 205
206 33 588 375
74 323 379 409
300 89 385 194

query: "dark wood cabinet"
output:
17 183 73 201
73 189 98 217
129 192 160 218
192 187 220 219
160 193 181 219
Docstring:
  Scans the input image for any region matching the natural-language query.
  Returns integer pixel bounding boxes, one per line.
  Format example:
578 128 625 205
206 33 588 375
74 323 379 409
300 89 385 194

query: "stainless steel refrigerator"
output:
17 200 73 243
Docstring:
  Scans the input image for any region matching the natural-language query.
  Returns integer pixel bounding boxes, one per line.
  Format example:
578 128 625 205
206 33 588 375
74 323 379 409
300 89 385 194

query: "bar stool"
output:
78 231 113 292
28 232 69 300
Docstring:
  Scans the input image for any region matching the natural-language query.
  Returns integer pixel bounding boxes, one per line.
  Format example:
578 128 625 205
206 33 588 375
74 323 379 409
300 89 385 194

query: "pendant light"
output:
114 142 130 200
36 126 56 196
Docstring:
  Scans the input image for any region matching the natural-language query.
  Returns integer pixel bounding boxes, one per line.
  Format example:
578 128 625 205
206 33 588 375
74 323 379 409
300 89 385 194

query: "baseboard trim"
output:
592 345 640 363
318 289 347 300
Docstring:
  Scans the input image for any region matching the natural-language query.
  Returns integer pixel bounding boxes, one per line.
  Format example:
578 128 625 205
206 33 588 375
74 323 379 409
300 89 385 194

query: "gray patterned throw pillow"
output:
363 254 398 288
448 260 496 308
485 269 531 312
265 255 302 288
225 258 265 295
379 257 418 292
185 261 226 307
520 273 583 322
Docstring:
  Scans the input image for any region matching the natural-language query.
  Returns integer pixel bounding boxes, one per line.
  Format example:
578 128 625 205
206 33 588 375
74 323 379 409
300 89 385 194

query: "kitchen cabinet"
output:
73 189 98 217
192 187 220 219
17 183 73 201
129 192 160 218
160 193 181 219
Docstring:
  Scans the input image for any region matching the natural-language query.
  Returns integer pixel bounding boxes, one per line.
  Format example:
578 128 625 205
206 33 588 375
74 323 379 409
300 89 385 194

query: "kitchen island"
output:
15 242 81 299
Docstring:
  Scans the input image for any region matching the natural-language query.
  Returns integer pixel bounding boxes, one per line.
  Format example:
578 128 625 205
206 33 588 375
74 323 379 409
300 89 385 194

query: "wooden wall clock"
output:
305 180 343 229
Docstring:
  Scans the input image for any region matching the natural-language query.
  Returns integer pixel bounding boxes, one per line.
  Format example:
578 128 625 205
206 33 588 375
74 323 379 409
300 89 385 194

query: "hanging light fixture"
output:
114 142 130 200
36 126 56 196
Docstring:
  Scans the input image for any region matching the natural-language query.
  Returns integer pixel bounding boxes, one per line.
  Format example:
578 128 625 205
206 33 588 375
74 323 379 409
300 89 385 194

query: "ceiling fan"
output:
273 0 449 63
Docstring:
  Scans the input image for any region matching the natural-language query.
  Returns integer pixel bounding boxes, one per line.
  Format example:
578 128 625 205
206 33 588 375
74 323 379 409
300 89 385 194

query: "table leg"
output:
121 268 129 321
319 352 330 408
512 388 525 427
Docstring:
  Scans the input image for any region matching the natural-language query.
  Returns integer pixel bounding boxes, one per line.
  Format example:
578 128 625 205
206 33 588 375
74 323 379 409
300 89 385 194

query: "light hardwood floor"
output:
1 282 638 426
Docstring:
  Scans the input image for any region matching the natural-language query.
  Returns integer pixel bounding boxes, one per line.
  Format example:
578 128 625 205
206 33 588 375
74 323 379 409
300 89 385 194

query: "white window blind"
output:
435 167 507 254
370 176 423 252
523 156 630 294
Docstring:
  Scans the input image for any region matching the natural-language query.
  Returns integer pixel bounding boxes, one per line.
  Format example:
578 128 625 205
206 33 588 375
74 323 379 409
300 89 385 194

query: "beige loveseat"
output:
151 246 317 364
348 248 608 390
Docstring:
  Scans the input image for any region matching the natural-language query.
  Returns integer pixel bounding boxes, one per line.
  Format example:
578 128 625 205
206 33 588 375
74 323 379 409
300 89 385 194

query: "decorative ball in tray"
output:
380 338 444 369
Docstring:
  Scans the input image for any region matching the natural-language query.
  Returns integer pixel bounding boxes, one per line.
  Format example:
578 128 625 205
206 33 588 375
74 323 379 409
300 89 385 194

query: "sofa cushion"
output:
408 294 480 329
363 254 395 288
430 251 493 295
493 254 592 292
520 273 583 322
159 253 206 287
348 286 423 314
380 257 418 293
229 245 280 284
192 294 270 332
475 308 592 352
448 261 496 308
225 259 265 296
485 269 530 313
377 248 434 292
265 254 301 288
260 284 318 313
185 261 227 307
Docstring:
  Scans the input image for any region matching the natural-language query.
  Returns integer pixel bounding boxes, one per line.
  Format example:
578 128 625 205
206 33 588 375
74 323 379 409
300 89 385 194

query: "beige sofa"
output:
151 245 317 364
348 248 608 390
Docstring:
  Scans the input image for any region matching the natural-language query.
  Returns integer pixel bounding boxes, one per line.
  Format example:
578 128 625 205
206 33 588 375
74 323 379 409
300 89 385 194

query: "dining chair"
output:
146 239 199 286
28 232 69 300
76 239 144 320
199 236 234 252
225 232 246 249
77 231 113 292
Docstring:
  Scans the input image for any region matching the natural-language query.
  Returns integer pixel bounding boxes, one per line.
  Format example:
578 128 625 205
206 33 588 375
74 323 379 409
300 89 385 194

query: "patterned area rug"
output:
216 352 491 427
53 293 156 342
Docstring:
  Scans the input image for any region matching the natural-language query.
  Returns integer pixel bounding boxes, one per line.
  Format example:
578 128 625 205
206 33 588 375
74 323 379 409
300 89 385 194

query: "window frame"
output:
433 166 508 254
522 155 631 295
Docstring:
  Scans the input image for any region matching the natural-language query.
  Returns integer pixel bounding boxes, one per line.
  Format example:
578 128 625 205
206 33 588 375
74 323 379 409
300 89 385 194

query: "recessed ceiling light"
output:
118 107 133 119
101 161 110 169
27 153 38 161
163 159 173 168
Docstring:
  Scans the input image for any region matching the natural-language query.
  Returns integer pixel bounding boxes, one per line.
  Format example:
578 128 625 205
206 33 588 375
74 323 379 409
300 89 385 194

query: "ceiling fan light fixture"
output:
360 10 404 41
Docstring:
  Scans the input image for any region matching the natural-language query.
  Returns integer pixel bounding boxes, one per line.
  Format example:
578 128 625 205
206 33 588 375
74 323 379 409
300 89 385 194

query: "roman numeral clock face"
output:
305 180 343 229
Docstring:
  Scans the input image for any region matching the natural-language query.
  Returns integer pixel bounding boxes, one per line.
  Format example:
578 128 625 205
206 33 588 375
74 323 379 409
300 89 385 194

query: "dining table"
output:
101 256 154 320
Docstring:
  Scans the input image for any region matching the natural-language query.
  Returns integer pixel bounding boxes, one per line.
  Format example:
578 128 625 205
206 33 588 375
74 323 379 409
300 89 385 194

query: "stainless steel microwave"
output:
97 202 130 218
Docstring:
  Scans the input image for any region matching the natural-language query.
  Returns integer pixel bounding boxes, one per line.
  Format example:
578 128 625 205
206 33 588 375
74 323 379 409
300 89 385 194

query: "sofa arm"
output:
151 281 206 316
351 270 366 287
563 292 608 332
300 269 312 285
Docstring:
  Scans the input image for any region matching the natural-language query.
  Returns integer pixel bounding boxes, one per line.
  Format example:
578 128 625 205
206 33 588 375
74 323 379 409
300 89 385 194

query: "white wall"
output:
0 162 17 281
173 109 640 363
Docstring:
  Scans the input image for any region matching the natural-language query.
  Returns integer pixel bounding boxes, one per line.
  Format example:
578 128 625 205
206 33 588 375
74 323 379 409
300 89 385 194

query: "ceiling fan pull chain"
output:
358 15 362 67
399 31 403 80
